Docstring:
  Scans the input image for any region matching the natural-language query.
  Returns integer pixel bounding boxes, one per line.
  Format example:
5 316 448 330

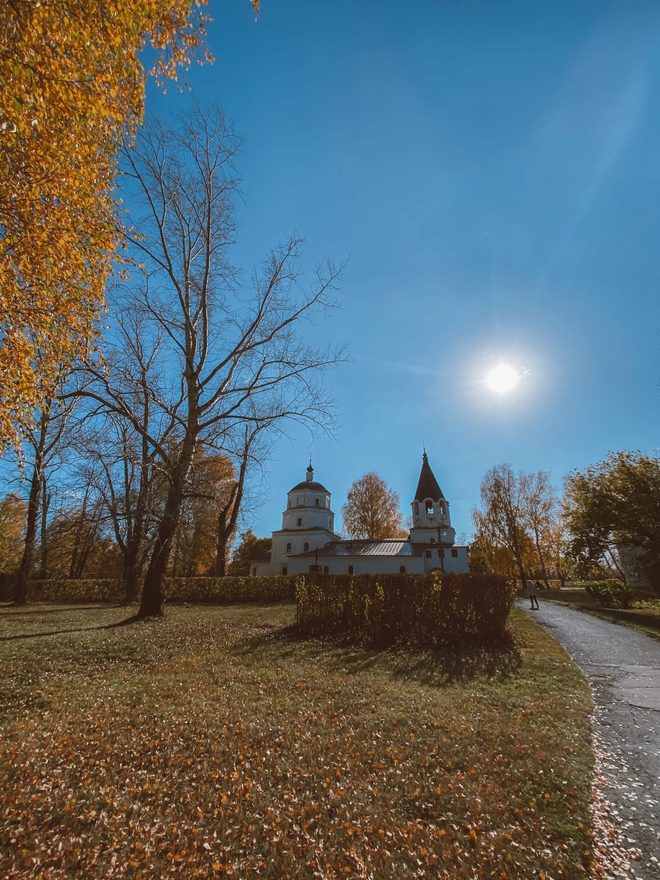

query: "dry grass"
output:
0 603 594 879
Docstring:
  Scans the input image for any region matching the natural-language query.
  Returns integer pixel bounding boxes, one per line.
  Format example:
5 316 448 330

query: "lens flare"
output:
486 364 519 393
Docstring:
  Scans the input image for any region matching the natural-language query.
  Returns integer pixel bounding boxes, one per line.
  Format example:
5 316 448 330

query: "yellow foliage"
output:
0 0 257 449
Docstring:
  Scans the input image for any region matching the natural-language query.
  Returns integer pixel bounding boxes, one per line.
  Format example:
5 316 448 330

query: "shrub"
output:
295 573 516 649
584 579 633 609
24 576 298 605
164 576 297 604
29 579 125 603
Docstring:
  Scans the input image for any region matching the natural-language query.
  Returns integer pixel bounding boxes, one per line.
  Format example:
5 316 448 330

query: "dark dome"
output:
289 480 329 493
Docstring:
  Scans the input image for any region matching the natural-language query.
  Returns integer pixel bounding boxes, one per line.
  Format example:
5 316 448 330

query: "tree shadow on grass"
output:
0 604 112 618
0 612 150 643
233 625 522 688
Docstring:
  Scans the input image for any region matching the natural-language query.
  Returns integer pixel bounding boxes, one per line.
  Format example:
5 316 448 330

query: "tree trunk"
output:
139 442 194 618
213 506 229 577
14 462 42 605
38 479 50 579
123 536 142 604
533 526 550 588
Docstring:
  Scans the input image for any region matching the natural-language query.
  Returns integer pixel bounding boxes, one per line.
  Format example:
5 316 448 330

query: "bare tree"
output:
13 373 77 604
80 107 342 617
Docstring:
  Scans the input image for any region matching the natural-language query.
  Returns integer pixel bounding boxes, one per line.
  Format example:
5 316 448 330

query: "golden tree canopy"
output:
341 472 406 540
0 0 258 449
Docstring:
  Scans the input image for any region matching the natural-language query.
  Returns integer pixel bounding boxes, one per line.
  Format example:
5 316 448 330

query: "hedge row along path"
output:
522 599 660 879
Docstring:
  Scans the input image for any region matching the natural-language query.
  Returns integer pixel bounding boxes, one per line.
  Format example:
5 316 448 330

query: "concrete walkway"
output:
520 599 660 879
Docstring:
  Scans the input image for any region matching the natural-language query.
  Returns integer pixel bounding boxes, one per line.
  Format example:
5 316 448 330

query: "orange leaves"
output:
0 0 213 450
0 603 595 879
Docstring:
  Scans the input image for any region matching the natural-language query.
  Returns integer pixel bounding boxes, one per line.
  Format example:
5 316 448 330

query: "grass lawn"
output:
546 590 660 639
0 603 594 879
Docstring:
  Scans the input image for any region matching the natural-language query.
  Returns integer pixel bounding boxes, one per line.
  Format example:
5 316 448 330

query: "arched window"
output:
286 542 291 553
304 542 309 552
348 565 354 575
400 566 406 574
323 565 329 574
297 518 302 527
281 566 288 575
315 498 319 506
425 500 434 515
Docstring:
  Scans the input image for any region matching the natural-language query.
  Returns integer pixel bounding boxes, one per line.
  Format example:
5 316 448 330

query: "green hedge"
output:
165 576 297 604
295 573 516 648
23 576 298 605
584 579 633 609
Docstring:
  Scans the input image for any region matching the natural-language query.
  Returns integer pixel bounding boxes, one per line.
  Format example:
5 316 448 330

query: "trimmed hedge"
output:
295 572 516 648
584 579 633 609
165 576 297 604
21 576 298 605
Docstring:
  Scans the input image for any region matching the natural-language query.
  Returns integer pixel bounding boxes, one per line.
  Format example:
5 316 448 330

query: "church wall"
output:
282 507 334 531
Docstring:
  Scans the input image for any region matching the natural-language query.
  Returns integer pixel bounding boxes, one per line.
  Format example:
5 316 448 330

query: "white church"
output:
251 452 470 577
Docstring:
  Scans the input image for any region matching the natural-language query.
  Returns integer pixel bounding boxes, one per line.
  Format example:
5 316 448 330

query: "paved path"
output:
520 600 660 879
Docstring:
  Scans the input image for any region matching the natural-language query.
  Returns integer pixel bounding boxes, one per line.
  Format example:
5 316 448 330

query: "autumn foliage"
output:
0 603 595 878
0 1 261 448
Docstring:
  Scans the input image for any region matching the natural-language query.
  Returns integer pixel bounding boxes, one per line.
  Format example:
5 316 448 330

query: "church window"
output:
430 537 435 544
425 550 432 558
425 500 434 515
282 566 288 575
315 498 319 506
304 542 309 552
451 548 458 558
286 542 291 552
297 518 302 526
400 566 406 574
323 566 329 574
348 565 354 575
439 549 445 558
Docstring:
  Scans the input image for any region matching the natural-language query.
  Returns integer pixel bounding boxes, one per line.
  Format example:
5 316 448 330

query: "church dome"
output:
288 462 329 495
289 480 329 493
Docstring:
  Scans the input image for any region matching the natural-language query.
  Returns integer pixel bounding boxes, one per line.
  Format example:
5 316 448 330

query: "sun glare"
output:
486 363 519 394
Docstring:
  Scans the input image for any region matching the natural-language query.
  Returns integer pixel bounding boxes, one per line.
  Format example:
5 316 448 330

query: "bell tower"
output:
409 451 456 546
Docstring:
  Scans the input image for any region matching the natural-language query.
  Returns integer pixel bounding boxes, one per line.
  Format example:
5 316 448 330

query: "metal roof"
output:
289 480 330 493
293 539 416 558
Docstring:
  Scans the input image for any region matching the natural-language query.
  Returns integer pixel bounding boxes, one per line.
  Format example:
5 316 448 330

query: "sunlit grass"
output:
0 604 594 878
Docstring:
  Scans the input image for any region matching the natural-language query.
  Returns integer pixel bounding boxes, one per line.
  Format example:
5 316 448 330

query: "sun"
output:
486 363 519 394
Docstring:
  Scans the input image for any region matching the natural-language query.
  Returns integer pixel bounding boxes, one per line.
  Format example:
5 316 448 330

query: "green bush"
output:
24 576 298 605
29 579 125 603
295 573 516 649
165 576 297 604
584 579 633 609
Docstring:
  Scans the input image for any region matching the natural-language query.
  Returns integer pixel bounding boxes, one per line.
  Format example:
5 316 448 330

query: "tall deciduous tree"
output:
564 451 660 593
341 473 406 540
0 493 26 572
0 0 258 449
13 374 77 604
81 107 341 617
472 464 532 590
227 529 272 576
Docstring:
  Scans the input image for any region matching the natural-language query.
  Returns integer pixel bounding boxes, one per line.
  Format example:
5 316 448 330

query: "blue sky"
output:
144 0 660 540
